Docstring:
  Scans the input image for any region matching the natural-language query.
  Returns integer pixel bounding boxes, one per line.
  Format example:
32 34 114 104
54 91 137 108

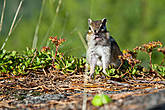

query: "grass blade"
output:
32 0 45 48
0 0 6 33
1 0 23 50
41 0 62 48
78 31 87 50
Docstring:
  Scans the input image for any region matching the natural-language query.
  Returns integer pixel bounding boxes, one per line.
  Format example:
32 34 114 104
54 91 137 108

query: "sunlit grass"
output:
1 0 23 50
0 0 6 33
32 0 45 48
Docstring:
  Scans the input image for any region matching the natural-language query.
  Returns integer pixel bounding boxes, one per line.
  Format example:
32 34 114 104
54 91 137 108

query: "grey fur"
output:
86 18 122 78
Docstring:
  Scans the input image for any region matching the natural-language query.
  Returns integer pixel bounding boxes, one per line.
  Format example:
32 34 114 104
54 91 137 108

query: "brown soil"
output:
0 70 165 110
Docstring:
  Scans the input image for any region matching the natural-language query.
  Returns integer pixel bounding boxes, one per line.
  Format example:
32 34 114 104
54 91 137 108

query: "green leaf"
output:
1 66 7 73
132 69 136 74
11 51 17 56
92 94 112 107
106 68 116 76
92 94 103 106
111 74 120 78
101 94 112 104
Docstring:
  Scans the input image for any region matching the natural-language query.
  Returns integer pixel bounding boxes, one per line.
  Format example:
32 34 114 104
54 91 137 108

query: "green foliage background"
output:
0 0 165 64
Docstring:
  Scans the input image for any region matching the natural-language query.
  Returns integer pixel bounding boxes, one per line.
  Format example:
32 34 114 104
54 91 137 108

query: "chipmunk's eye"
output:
100 25 106 32
89 27 91 30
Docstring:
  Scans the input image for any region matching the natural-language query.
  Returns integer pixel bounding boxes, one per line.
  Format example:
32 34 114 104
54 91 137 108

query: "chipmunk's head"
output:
87 18 109 45
88 18 107 34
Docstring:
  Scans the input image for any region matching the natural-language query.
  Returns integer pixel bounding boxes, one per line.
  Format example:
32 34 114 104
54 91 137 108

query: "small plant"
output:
41 46 50 52
92 94 112 107
105 66 121 78
48 36 87 74
119 49 140 68
157 47 165 65
115 41 164 78
134 41 163 71
0 47 53 76
0 39 164 79
152 64 165 77
91 41 164 78
118 49 141 77
49 36 65 67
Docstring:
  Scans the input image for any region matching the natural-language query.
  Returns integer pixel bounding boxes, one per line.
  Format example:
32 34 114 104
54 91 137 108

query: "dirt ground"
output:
0 70 165 110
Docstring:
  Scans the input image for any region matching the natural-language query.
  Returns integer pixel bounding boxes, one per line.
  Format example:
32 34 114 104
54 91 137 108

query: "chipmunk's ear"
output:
88 18 92 25
102 18 107 25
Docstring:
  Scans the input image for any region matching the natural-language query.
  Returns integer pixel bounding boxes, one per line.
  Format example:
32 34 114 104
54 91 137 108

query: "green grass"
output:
0 0 165 79
0 38 165 80
0 45 86 76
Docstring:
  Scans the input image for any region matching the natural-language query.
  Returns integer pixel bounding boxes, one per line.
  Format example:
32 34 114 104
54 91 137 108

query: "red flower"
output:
41 46 50 52
49 36 65 46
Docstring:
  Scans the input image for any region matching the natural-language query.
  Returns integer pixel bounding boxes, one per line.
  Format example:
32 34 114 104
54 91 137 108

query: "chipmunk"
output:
86 18 122 79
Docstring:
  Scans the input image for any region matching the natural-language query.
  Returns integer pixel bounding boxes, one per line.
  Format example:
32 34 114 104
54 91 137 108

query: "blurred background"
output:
0 0 165 65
